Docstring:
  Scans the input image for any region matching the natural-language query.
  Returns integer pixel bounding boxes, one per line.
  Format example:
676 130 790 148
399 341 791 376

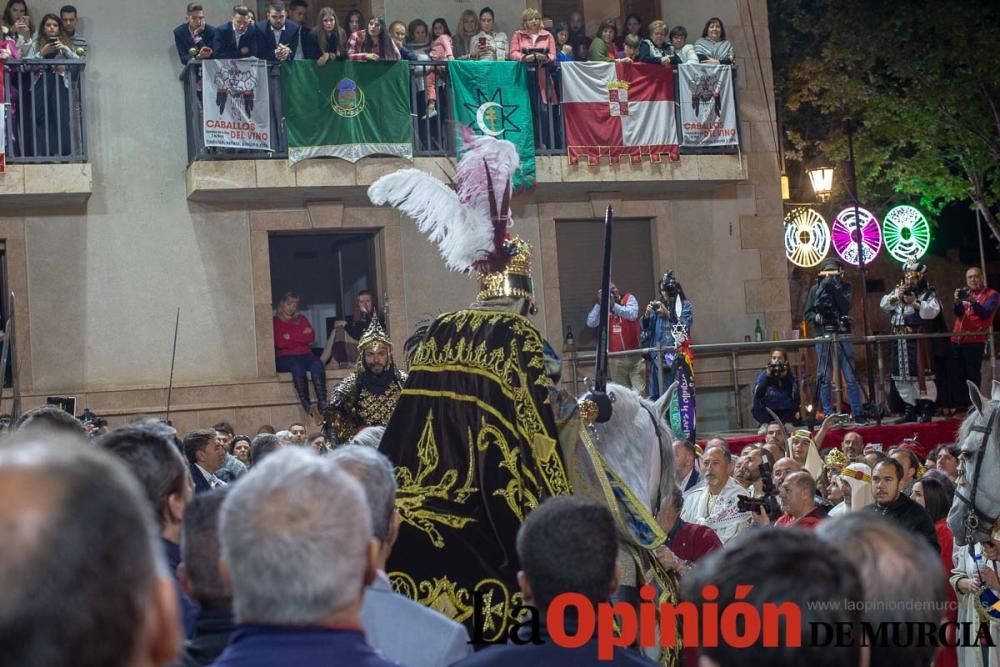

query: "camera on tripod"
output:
815 275 852 334
736 461 780 516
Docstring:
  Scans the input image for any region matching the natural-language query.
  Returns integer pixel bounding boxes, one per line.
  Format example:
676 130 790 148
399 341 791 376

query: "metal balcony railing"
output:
181 59 741 165
3 59 87 163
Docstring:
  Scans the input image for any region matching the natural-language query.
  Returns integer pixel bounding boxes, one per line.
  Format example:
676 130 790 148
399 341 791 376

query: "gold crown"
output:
477 236 535 303
825 449 850 468
357 316 391 353
790 428 814 444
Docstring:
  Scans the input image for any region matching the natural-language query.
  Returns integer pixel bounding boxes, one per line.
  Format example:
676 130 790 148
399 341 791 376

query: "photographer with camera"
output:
753 471 826 529
750 348 799 426
587 280 645 393
880 260 942 423
951 266 998 411
642 270 693 399
804 257 865 419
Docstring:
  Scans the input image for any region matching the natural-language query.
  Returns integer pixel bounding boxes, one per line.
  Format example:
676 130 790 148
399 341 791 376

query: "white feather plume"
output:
367 169 495 273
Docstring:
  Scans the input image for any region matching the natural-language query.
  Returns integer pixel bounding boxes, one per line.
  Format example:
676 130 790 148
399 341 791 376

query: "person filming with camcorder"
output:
751 348 799 426
641 269 693 399
803 257 864 419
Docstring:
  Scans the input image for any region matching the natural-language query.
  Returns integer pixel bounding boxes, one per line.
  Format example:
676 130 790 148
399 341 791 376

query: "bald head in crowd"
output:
219 447 376 626
0 438 180 666
772 456 801 487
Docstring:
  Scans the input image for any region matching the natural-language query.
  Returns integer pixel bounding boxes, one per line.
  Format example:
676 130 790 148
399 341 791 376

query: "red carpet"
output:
711 419 964 459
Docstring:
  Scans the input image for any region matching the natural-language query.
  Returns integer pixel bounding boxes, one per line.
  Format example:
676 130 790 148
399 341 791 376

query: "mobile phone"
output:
478 36 487 48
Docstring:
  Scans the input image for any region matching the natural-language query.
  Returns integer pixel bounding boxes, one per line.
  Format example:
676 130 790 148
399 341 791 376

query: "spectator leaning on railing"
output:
668 25 697 64
255 0 299 62
3 0 33 52
638 19 672 66
387 20 416 60
59 4 84 55
509 8 556 102
212 5 258 59
347 15 399 61
302 6 345 63
422 18 453 119
26 13 79 157
469 6 507 61
694 16 734 64
587 19 617 62
174 2 214 65
453 9 477 59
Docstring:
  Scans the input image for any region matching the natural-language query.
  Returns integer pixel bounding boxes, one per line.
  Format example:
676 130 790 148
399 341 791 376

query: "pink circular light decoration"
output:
832 206 882 266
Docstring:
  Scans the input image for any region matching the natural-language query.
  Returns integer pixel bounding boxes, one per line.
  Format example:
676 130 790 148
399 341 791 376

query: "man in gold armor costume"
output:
323 317 407 443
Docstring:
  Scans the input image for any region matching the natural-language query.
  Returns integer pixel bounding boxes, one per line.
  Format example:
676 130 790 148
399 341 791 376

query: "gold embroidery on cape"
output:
477 421 539 521
394 411 478 548
386 572 517 642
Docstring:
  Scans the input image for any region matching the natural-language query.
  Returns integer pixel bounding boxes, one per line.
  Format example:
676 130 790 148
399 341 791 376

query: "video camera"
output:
767 360 785 378
814 274 852 334
957 286 972 300
736 461 780 516
660 270 680 298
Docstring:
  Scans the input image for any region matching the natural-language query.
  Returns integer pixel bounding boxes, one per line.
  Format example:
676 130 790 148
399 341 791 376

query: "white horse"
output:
948 380 1000 546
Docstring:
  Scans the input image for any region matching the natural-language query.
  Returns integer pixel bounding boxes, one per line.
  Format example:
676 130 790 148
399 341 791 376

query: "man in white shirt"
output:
681 443 749 545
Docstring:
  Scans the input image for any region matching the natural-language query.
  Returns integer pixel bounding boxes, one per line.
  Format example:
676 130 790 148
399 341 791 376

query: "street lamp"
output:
807 166 834 201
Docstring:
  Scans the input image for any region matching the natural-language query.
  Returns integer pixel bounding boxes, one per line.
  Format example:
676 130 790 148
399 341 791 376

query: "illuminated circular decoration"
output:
832 206 882 266
783 207 830 267
883 205 931 262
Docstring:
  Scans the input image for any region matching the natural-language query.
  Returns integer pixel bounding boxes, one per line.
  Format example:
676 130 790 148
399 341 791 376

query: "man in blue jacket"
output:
212 5 258 59
255 0 300 62
174 2 215 65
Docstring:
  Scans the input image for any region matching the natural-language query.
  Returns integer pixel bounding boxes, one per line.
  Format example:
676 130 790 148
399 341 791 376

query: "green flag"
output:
448 61 536 190
282 61 412 164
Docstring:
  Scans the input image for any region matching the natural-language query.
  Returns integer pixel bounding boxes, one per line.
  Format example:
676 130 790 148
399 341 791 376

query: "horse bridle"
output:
953 407 1000 545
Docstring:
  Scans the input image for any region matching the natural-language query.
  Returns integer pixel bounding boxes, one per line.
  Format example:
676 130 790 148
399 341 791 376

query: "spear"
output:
165 308 180 424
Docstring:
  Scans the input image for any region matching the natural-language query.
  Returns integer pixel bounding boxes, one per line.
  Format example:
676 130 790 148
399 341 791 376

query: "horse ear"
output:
653 381 679 422
992 380 1000 402
969 380 986 414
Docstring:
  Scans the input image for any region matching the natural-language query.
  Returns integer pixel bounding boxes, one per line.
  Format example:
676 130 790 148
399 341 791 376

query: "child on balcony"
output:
422 18 453 119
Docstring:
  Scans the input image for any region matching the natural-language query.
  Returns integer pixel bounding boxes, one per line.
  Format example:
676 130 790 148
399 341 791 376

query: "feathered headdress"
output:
367 129 534 303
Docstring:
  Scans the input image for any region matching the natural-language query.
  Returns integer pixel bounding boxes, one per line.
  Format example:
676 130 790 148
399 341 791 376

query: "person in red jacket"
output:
586 281 644 393
754 471 827 529
273 292 327 417
951 266 998 411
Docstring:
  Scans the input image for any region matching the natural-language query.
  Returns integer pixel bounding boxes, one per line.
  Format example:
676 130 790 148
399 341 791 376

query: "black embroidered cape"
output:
379 309 571 641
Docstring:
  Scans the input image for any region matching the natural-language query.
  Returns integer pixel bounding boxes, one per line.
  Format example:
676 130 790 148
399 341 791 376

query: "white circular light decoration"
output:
832 206 882 266
784 207 831 267
883 205 931 262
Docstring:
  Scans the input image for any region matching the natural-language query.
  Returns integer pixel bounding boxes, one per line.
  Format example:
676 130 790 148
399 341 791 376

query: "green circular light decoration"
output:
883 205 931 262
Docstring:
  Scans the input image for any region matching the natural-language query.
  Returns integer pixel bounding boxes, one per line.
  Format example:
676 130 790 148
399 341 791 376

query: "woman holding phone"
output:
3 0 33 50
26 13 78 157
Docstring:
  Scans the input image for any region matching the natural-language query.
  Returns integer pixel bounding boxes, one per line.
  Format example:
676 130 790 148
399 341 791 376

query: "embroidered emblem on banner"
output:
464 89 521 137
331 78 366 118
607 80 630 117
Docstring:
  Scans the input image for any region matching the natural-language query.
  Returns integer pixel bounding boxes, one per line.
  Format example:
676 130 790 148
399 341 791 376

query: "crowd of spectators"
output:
172 1 736 70
1 359 997 667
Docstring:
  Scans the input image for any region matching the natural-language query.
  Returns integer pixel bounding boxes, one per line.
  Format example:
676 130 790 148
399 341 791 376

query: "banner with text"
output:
677 63 738 147
202 59 271 151
282 60 412 164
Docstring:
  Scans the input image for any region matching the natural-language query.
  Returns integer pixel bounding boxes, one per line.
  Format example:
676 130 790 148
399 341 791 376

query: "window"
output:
268 231 378 353
555 218 655 348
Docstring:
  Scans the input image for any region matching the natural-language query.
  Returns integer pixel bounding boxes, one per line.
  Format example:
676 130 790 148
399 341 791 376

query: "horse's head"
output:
587 382 676 514
948 380 1000 545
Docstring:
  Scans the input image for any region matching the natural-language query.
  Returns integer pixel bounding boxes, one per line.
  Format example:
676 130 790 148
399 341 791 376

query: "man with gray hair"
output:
212 447 395 666
0 438 181 666
330 445 472 667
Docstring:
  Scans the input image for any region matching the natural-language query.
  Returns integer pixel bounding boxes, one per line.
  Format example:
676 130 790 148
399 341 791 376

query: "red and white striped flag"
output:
561 62 680 165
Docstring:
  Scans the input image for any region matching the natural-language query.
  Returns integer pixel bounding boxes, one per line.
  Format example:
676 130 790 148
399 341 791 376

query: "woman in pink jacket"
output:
508 8 557 104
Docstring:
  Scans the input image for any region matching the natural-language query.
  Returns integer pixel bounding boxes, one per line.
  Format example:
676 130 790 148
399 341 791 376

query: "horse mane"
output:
593 383 676 510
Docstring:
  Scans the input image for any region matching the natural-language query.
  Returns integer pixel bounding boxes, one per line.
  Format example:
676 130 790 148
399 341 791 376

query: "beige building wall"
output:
6 0 785 433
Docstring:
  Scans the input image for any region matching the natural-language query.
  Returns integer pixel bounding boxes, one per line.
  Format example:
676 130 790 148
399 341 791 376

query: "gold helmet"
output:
357 316 391 356
477 236 535 303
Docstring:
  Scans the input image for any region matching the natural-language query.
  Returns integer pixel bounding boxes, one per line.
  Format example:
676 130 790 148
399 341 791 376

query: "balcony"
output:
2 59 91 206
182 60 746 204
